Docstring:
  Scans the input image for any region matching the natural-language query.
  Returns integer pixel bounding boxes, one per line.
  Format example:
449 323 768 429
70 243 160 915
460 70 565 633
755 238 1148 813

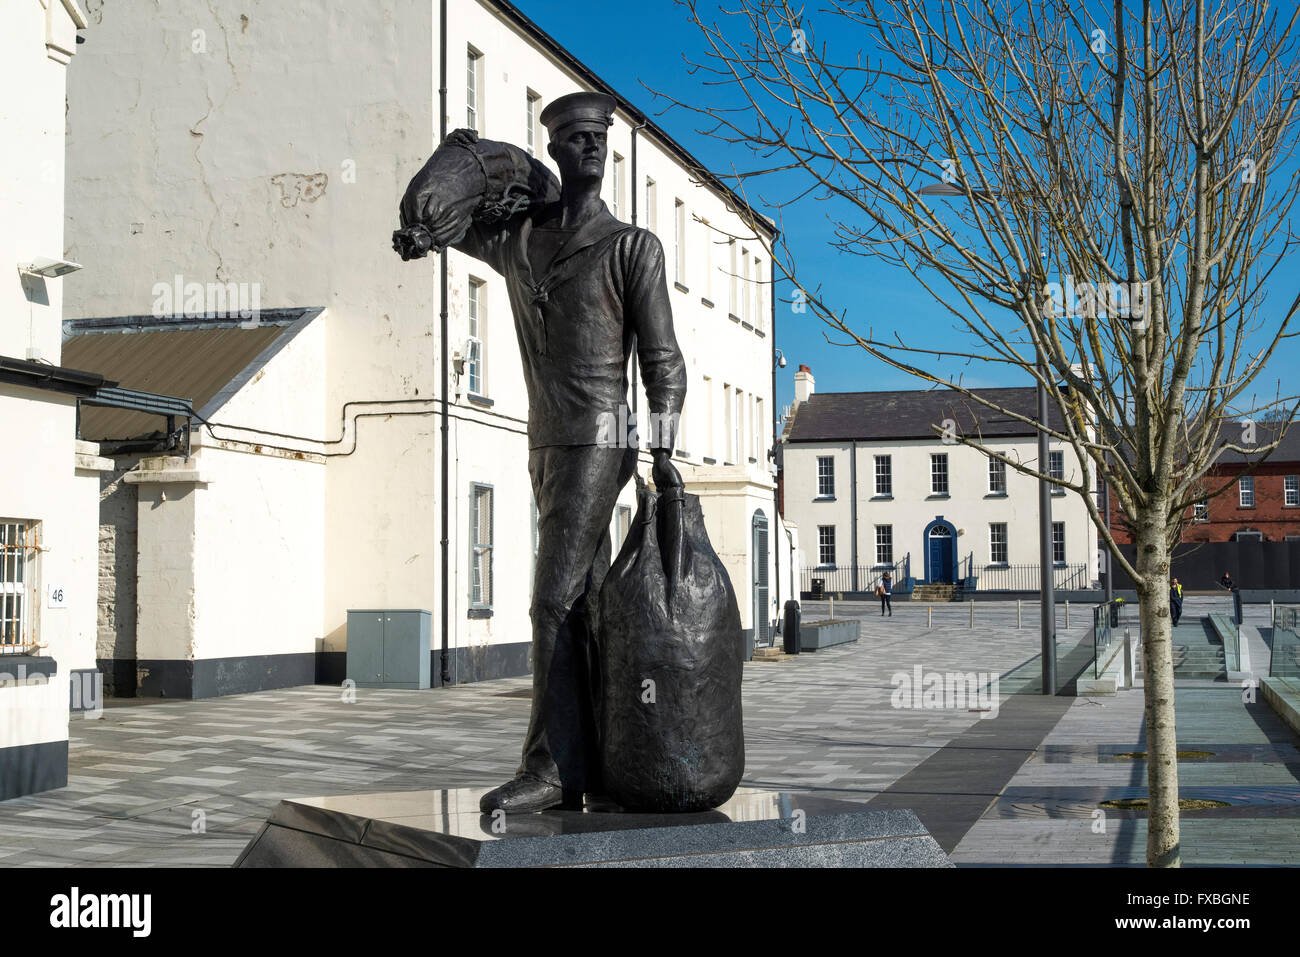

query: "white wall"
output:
63 0 780 678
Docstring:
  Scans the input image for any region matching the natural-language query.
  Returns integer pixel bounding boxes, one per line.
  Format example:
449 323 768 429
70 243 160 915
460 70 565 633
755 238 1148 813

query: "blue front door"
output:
928 527 954 583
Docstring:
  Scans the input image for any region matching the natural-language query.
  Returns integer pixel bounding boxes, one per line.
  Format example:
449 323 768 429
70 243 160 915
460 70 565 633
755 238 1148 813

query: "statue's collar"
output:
524 201 631 273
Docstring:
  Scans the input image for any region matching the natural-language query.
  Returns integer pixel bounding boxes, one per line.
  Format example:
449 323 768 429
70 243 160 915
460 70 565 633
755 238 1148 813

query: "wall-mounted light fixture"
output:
19 257 83 278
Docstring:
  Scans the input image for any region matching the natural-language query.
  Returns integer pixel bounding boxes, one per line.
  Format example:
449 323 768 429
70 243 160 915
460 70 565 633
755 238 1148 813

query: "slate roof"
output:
786 387 1063 443
1211 420 1300 465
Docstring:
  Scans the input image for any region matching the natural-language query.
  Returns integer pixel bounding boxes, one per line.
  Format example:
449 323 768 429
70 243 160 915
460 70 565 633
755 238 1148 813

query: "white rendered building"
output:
0 0 115 798
61 0 794 697
782 366 1098 596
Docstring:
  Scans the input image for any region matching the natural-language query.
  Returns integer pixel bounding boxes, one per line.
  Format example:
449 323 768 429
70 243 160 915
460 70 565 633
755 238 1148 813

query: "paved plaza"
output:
0 597 1296 866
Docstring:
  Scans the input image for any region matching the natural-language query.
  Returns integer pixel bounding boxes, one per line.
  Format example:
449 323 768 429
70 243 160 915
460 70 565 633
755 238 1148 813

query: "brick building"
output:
1108 421 1300 544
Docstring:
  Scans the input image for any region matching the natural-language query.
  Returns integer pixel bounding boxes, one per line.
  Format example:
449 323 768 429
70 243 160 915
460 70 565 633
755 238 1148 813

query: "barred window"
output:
875 525 893 566
931 453 949 495
817 456 835 497
818 525 836 567
470 485 493 608
988 457 1006 494
875 455 892 496
0 522 37 652
989 523 1008 564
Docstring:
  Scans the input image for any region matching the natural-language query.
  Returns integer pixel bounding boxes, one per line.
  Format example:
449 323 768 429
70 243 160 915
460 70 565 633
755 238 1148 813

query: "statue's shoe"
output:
478 775 565 813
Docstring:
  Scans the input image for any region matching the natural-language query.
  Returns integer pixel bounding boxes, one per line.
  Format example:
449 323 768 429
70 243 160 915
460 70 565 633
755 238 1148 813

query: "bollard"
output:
829 596 834 620
928 606 932 630
1017 599 1022 629
969 599 974 627
782 599 801 655
1065 600 1070 629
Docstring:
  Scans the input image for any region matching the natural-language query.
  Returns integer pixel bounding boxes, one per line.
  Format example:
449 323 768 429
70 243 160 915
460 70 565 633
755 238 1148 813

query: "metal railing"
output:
1271 605 1300 678
972 563 1090 592
802 554 910 595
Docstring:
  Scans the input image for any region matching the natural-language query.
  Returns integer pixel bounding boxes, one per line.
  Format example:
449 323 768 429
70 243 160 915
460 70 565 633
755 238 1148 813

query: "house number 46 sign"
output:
47 584 67 608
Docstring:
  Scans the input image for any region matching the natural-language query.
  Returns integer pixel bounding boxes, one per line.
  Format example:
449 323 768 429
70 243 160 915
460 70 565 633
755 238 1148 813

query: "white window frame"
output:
818 525 836 567
1048 450 1066 495
817 456 835 497
1287 475 1299 507
729 238 738 316
645 177 657 235
874 455 892 496
613 504 632 555
1235 529 1263 541
674 199 686 285
1194 499 1209 522
467 277 486 396
875 525 893 567
0 521 38 652
1240 476 1255 508
1051 521 1066 565
988 457 1007 494
612 154 625 220
466 46 483 133
931 453 949 496
469 484 494 609
525 90 541 155
989 523 1008 565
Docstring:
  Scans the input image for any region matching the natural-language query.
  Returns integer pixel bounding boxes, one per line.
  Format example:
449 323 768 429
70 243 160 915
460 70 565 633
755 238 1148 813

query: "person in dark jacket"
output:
1169 578 1183 626
1219 571 1236 591
879 571 893 616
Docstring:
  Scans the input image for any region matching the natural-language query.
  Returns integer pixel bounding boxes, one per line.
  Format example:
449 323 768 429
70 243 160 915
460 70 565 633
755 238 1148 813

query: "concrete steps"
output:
911 584 958 603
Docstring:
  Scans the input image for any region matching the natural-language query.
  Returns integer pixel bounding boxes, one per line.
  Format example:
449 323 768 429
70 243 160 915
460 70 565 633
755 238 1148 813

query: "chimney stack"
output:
794 364 815 406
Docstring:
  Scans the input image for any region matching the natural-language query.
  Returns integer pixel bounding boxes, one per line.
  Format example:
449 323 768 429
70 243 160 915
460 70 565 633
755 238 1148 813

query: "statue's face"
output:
548 126 608 183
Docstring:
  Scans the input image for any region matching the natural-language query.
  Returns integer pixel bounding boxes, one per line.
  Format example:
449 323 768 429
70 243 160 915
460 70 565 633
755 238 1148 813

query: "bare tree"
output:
663 0 1300 866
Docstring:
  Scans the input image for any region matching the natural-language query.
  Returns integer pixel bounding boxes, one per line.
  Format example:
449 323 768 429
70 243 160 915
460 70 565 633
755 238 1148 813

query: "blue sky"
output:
513 0 1300 418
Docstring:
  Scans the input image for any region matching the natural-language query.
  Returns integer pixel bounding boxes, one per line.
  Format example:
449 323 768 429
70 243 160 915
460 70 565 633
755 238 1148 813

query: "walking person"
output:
879 571 893 616
1169 577 1183 627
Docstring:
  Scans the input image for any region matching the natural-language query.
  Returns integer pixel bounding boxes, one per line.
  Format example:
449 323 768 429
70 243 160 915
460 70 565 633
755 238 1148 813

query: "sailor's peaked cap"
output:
540 91 616 138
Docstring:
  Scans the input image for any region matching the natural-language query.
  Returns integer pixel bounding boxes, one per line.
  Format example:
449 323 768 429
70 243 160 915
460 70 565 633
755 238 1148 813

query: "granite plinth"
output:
233 786 952 868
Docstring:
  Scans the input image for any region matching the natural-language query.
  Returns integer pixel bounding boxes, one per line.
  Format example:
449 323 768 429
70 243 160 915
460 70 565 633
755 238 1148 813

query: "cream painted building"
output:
0 0 118 799
62 0 794 698
782 366 1099 596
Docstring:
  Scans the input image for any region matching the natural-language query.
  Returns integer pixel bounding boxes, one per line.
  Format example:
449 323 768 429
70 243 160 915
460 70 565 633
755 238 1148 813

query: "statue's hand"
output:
652 450 683 492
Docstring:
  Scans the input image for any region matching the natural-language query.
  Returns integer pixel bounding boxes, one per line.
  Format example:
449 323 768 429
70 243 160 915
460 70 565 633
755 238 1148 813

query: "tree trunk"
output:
1135 511 1181 867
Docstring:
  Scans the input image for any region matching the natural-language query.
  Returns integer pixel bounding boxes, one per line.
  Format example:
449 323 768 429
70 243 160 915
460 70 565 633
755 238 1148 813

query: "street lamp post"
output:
918 182 1056 694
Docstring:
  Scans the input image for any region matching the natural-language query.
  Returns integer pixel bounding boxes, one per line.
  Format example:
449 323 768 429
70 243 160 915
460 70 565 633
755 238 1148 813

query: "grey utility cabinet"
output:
346 609 432 689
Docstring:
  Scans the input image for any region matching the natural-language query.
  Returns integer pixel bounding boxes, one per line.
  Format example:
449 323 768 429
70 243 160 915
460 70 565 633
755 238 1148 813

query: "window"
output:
729 239 738 315
723 383 733 462
1048 450 1065 495
0 521 37 652
1240 476 1255 508
1194 499 1209 522
467 277 485 395
1051 521 1065 564
645 178 657 234
470 486 494 607
988 457 1007 494
701 219 712 299
875 525 893 566
613 504 632 555
735 389 745 461
466 46 483 132
1287 476 1299 507
874 455 892 496
707 374 717 457
990 523 1008 564
612 154 625 220
674 199 686 284
818 525 836 567
741 248 750 322
931 453 949 495
753 257 764 331
817 456 835 497
525 90 540 155
756 397 765 461
1235 528 1263 541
